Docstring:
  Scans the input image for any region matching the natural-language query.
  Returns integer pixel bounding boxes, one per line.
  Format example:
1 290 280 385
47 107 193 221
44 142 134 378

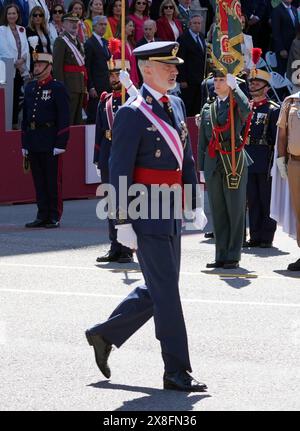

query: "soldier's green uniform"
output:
198 85 252 266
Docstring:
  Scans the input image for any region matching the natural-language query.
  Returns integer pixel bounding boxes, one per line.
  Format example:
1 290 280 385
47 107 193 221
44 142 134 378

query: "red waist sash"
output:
63 65 87 81
133 167 182 186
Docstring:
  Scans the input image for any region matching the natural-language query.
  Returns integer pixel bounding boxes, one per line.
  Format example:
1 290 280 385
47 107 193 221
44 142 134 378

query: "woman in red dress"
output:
156 0 182 41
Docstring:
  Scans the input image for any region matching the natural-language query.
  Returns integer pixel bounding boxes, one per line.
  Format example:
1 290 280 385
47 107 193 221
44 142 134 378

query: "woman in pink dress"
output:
128 0 149 43
115 17 139 87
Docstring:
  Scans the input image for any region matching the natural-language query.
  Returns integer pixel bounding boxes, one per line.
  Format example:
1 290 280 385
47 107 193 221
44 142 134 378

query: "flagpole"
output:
121 0 126 105
229 88 236 177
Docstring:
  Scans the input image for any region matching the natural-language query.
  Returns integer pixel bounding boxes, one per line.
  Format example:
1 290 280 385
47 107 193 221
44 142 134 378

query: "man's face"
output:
93 20 107 36
213 77 229 96
145 61 178 93
63 19 78 35
248 79 268 97
144 23 156 40
109 71 121 91
189 16 203 34
33 62 51 79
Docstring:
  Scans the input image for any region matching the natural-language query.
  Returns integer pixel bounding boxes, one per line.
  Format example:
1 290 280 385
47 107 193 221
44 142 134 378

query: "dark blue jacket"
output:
271 2 299 53
21 77 70 152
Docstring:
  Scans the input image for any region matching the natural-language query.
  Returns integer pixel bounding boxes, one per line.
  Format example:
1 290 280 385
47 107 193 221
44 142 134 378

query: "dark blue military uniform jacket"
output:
247 99 280 173
109 86 199 235
21 77 70 152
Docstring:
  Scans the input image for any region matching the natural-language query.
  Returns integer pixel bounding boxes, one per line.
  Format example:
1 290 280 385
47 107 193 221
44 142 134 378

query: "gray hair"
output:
189 13 204 22
143 19 157 29
138 59 151 75
92 15 107 27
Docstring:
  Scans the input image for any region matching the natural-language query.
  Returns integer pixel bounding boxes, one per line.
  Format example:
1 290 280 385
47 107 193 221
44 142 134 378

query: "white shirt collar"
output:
143 83 165 103
93 32 103 45
179 4 189 13
282 1 291 8
217 96 228 103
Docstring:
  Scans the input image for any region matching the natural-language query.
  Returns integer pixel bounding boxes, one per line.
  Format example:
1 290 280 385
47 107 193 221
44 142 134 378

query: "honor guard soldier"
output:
86 41 208 392
95 40 134 264
53 13 86 125
22 52 70 228
198 68 252 269
245 48 279 248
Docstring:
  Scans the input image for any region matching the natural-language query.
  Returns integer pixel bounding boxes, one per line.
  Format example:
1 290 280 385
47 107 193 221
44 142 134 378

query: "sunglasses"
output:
164 5 174 9
136 1 147 5
33 13 44 17
53 9 63 14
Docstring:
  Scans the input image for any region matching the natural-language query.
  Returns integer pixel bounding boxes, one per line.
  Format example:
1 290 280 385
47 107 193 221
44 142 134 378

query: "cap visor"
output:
154 57 184 65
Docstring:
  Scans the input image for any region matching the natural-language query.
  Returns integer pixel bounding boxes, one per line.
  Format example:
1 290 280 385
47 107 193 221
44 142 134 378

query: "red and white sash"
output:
105 95 114 130
62 35 85 66
132 95 184 169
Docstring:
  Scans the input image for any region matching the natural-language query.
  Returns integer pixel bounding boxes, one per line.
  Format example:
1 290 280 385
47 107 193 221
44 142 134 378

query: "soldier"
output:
52 12 86 125
22 52 70 228
95 46 133 264
245 49 279 248
198 68 252 269
86 41 207 392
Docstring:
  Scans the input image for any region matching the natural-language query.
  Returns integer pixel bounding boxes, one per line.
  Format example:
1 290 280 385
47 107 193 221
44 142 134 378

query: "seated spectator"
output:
68 0 87 42
0 3 30 129
49 2 65 50
136 18 158 46
128 0 149 42
26 6 52 71
115 17 139 87
84 0 105 38
156 0 182 41
29 0 50 22
106 0 121 37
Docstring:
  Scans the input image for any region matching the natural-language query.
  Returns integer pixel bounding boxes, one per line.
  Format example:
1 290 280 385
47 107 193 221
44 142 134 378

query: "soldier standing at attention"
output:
86 41 207 392
198 69 252 269
52 12 86 125
245 48 279 249
94 42 133 264
22 52 70 228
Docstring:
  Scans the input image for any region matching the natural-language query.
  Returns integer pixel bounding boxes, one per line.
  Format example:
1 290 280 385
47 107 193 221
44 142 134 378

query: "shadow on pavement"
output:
274 270 300 279
241 246 289 257
88 380 211 411
202 267 256 289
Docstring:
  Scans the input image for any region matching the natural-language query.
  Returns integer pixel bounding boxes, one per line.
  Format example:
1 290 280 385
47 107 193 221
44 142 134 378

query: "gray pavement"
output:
0 198 299 411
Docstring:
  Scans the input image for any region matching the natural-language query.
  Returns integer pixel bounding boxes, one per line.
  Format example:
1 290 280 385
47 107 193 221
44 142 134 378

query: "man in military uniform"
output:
86 42 207 392
22 52 70 228
52 13 86 125
198 69 252 269
94 52 133 264
245 58 279 248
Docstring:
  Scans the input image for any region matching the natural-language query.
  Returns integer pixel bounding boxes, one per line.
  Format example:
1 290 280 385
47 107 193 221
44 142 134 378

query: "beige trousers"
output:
288 158 300 247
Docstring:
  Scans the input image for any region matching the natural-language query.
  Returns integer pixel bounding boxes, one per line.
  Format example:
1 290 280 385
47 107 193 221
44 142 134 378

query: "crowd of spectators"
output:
1 0 300 127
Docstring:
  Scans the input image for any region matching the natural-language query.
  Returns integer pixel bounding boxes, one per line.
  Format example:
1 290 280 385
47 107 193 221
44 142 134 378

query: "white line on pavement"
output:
0 287 299 308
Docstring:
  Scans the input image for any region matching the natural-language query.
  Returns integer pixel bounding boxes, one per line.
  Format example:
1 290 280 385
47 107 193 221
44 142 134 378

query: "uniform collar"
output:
252 98 268 108
37 75 53 86
112 91 121 98
142 83 164 104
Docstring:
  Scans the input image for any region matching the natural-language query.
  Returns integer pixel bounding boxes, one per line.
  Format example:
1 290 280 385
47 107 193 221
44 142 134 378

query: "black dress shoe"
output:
204 232 214 239
260 242 273 248
223 261 239 269
25 219 47 228
96 251 120 263
45 221 60 228
287 258 300 271
163 371 207 392
244 240 260 247
118 253 133 263
206 261 224 268
85 331 112 378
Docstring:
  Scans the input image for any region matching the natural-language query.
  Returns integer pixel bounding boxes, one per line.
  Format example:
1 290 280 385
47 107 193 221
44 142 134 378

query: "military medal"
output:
145 95 153 104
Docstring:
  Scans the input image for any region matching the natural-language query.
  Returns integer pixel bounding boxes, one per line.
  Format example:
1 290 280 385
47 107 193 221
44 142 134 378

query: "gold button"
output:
176 168 180 171
156 137 160 141
155 149 161 158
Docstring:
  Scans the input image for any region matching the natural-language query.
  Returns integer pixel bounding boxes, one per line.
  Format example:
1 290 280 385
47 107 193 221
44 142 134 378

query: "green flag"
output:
211 0 244 76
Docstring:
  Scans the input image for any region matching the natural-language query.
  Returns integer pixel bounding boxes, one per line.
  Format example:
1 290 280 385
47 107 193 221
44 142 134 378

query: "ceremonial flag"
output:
211 0 244 76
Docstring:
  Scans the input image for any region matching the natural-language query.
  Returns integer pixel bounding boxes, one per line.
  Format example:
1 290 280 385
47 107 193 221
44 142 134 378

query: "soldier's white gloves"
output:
22 148 28 157
116 223 137 250
195 113 201 128
184 207 208 230
53 148 66 156
226 73 237 90
199 171 205 183
119 70 139 97
276 156 288 180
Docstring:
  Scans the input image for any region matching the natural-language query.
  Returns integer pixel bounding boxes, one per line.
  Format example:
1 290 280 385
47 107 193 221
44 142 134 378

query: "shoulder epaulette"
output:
269 100 280 109
100 91 111 102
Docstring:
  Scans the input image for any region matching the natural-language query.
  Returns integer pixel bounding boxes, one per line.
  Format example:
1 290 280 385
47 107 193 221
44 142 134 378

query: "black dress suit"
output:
271 2 299 75
84 34 111 124
26 27 52 72
177 29 206 116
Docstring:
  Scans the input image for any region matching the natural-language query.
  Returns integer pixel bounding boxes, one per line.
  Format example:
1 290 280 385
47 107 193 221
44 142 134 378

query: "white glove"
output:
276 156 288 180
22 148 28 157
116 223 137 250
119 70 139 97
226 73 237 90
53 148 66 156
195 113 201 128
184 207 207 230
200 171 205 183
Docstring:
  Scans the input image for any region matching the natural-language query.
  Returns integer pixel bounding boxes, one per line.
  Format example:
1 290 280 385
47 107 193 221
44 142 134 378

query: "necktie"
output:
287 7 296 26
196 34 203 51
159 96 175 126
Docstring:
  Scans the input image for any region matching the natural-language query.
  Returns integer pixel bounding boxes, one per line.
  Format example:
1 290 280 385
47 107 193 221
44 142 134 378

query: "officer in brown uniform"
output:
52 12 86 125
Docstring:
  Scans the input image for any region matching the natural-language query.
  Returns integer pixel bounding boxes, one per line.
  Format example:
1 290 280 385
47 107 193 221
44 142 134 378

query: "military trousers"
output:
88 232 192 373
69 92 84 125
206 166 248 262
29 152 63 222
